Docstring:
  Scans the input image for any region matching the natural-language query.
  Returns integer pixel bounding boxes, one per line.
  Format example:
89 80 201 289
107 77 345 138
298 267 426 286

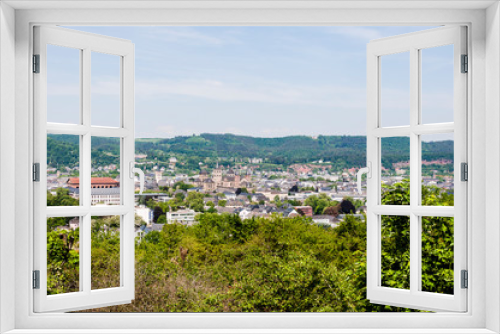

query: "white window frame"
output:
366 26 468 312
33 25 136 313
1 1 499 333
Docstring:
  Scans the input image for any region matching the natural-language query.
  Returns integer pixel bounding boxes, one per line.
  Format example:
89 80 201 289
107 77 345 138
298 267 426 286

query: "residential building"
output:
312 215 339 227
294 206 313 217
67 177 121 205
167 209 196 225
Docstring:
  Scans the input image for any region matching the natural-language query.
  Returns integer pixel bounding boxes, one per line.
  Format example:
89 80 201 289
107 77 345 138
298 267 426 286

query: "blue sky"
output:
48 26 453 138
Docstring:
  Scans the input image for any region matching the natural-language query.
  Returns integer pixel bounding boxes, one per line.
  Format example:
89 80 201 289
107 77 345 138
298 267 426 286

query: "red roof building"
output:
294 206 313 217
67 177 120 189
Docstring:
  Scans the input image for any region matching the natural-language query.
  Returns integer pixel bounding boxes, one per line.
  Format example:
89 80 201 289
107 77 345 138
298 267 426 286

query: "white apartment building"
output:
90 188 121 205
69 186 121 206
166 209 196 225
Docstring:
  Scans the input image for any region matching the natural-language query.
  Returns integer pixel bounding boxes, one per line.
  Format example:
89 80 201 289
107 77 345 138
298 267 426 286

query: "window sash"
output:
366 26 468 312
33 25 136 313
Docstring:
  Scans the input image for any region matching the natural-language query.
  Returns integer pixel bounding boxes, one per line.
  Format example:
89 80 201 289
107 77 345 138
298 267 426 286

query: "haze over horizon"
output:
134 132 453 143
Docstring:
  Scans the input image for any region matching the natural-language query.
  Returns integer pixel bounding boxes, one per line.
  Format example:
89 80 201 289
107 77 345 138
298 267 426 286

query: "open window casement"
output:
365 26 467 312
33 26 135 312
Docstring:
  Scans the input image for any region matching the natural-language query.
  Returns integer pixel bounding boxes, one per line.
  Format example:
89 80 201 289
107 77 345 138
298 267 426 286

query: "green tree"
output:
287 199 302 206
340 199 356 214
152 206 164 223
59 180 454 313
47 228 80 295
273 195 283 208
184 192 205 212
47 188 79 207
304 193 337 214
323 205 340 216
173 181 194 191
378 179 454 294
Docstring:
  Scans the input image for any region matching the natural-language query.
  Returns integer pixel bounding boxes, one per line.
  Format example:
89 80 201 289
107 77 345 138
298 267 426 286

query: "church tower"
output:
212 162 222 183
234 168 241 187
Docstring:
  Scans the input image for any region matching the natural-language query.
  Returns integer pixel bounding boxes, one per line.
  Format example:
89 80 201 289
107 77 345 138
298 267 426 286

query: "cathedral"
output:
195 165 251 192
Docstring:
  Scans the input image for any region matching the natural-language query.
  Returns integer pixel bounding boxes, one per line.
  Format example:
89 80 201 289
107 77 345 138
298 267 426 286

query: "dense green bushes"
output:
45 181 454 312
47 228 80 295
380 180 454 294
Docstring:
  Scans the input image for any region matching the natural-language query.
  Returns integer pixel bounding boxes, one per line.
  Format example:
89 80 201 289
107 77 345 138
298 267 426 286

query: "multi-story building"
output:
195 166 242 192
67 177 121 205
167 209 196 225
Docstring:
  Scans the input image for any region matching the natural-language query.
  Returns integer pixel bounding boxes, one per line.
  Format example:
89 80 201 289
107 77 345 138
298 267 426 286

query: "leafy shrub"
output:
54 181 454 312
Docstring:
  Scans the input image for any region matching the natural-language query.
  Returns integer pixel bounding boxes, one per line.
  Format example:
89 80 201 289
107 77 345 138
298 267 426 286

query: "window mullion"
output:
81 47 92 294
121 52 135 293
82 48 91 208
409 47 420 294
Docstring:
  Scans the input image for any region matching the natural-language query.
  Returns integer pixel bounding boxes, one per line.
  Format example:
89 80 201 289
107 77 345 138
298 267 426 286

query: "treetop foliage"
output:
46 181 454 312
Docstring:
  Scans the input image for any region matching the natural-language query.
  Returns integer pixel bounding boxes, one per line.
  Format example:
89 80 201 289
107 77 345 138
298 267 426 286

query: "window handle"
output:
130 162 145 194
357 162 371 194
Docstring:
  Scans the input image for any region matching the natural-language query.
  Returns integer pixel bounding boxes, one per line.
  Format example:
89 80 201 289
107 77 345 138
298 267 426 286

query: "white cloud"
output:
135 78 367 110
48 77 120 96
46 75 368 113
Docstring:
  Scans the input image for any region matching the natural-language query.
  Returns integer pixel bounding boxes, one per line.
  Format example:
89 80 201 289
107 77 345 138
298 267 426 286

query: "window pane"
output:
381 215 410 290
47 216 80 295
381 137 410 205
421 133 454 206
91 137 121 206
421 45 454 124
91 52 121 127
421 216 454 294
380 52 410 127
47 134 80 206
47 44 81 124
92 215 121 290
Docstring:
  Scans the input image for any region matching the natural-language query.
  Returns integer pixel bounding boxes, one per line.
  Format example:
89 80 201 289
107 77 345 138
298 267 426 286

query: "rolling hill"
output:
46 133 453 170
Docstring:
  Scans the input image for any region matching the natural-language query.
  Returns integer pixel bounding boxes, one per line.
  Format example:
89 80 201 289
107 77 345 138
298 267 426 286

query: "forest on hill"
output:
47 133 454 171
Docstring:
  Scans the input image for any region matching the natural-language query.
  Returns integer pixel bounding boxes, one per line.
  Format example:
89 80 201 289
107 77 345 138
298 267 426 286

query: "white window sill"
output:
4 329 497 334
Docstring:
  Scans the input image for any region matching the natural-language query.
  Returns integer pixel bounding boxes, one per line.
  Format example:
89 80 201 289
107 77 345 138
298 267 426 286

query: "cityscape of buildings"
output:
47 152 454 238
